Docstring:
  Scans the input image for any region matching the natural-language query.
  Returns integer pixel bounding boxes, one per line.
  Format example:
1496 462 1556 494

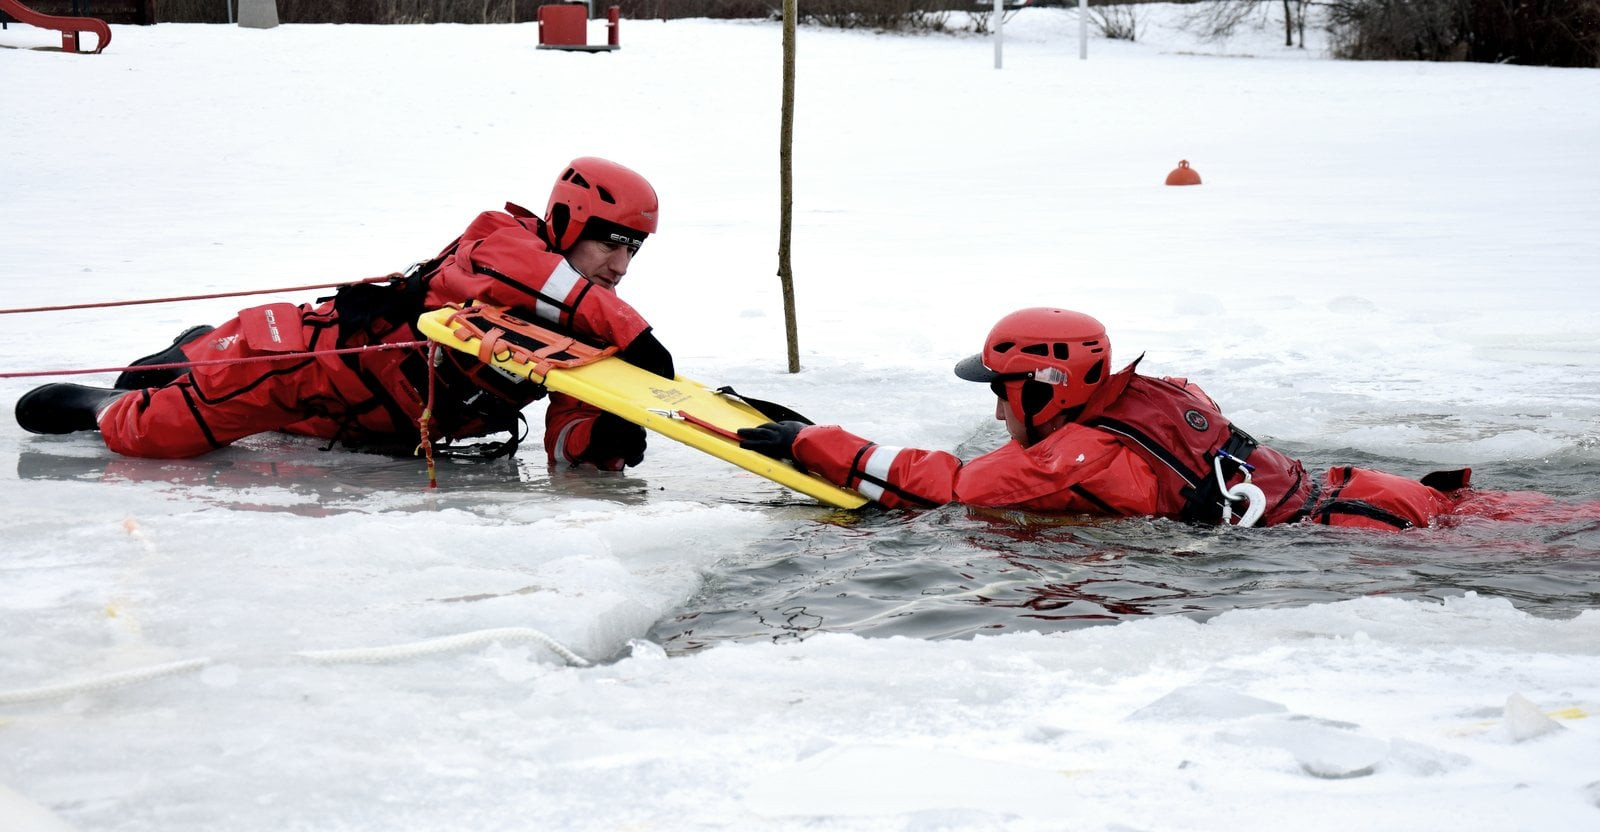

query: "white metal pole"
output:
1079 0 1087 59
993 0 1003 69
227 0 234 24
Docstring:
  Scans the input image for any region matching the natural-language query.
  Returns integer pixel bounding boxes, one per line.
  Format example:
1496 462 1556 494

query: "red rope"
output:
416 342 440 489
2 272 461 491
0 274 401 316
0 340 433 380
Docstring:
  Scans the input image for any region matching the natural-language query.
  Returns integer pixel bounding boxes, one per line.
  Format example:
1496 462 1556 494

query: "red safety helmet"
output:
544 157 659 254
954 308 1110 429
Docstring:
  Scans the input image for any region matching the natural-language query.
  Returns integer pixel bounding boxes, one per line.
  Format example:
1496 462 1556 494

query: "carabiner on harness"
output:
1214 450 1266 527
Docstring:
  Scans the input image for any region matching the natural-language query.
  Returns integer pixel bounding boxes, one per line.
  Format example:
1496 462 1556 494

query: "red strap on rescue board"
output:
670 409 744 442
443 304 616 378
441 305 753 446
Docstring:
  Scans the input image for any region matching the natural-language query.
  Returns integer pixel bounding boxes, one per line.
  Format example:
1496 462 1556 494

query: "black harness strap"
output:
341 355 421 438
472 263 587 325
1184 426 1263 524
174 384 224 451
1088 417 1266 525
429 413 527 460
325 269 517 449
1306 466 1414 529
1090 416 1207 488
328 270 430 342
714 386 814 425
303 285 426 442
1069 484 1121 516
1283 478 1323 525
1094 415 1213 522
185 356 317 406
1313 499 1414 530
1263 466 1307 519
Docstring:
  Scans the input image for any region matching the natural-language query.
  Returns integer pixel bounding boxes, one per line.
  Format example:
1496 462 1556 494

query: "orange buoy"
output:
1165 160 1202 186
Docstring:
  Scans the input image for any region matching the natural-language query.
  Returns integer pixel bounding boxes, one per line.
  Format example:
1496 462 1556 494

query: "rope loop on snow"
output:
0 658 210 705
294 627 592 668
0 628 592 706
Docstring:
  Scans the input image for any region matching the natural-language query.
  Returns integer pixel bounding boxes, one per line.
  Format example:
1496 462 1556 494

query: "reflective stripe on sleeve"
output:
855 445 903 502
536 261 584 324
553 419 581 465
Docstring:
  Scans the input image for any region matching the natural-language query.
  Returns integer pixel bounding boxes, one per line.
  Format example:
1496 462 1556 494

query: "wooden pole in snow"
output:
778 0 800 373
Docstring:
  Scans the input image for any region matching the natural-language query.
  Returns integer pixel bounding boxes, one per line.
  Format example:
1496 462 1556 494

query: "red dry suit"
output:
789 361 1478 530
98 204 652 468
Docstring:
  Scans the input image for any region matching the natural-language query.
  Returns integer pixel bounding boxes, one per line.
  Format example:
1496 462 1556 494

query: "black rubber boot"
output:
115 324 215 390
15 383 127 435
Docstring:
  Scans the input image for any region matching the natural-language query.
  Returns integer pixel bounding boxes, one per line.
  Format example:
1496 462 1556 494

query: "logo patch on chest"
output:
1183 409 1210 431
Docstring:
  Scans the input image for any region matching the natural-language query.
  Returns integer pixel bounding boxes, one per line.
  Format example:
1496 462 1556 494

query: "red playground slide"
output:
0 0 111 53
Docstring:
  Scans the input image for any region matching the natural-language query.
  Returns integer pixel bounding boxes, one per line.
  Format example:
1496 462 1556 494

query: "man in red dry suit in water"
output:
15 157 672 470
739 308 1588 530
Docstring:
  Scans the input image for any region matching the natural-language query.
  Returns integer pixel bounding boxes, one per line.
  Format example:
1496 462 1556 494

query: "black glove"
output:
737 421 807 462
619 329 675 380
584 412 647 468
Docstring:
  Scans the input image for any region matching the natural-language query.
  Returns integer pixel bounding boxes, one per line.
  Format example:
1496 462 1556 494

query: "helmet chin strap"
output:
1022 404 1052 446
1023 405 1082 447
1006 394 1041 447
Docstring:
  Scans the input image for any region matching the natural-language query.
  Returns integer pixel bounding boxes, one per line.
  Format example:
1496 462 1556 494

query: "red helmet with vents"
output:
954 308 1110 428
544 157 659 254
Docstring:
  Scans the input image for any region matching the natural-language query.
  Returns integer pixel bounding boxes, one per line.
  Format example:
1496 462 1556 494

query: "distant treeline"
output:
140 1 1600 67
1323 0 1599 67
1184 1 1597 67
149 0 773 24
145 1 1189 25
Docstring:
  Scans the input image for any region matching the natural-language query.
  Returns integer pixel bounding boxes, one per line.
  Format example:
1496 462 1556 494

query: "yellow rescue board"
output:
417 307 867 509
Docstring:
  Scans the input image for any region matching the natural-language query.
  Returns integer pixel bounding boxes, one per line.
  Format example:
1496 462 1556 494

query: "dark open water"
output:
648 449 1600 653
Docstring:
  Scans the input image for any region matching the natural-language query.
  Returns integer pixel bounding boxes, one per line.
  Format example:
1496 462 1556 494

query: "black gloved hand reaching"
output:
737 421 808 462
619 329 675 380
585 412 648 468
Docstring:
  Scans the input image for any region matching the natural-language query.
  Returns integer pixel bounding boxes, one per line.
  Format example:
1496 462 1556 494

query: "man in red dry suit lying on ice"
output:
15 157 671 469
738 307 1595 530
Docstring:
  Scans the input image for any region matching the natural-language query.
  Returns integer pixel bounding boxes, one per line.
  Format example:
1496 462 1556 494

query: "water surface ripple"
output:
652 456 1600 653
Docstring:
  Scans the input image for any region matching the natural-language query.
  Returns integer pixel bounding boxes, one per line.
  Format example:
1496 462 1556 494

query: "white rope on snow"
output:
294 627 592 668
0 628 591 706
0 658 210 705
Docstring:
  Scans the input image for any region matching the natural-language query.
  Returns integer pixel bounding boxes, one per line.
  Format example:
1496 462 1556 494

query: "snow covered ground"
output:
2 7 1598 830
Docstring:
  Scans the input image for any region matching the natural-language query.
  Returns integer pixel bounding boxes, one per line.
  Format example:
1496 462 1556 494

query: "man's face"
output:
996 396 1030 445
995 389 1068 447
565 239 634 291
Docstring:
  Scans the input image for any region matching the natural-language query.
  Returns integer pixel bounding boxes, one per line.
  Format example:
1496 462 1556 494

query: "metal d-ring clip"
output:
1214 450 1265 527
